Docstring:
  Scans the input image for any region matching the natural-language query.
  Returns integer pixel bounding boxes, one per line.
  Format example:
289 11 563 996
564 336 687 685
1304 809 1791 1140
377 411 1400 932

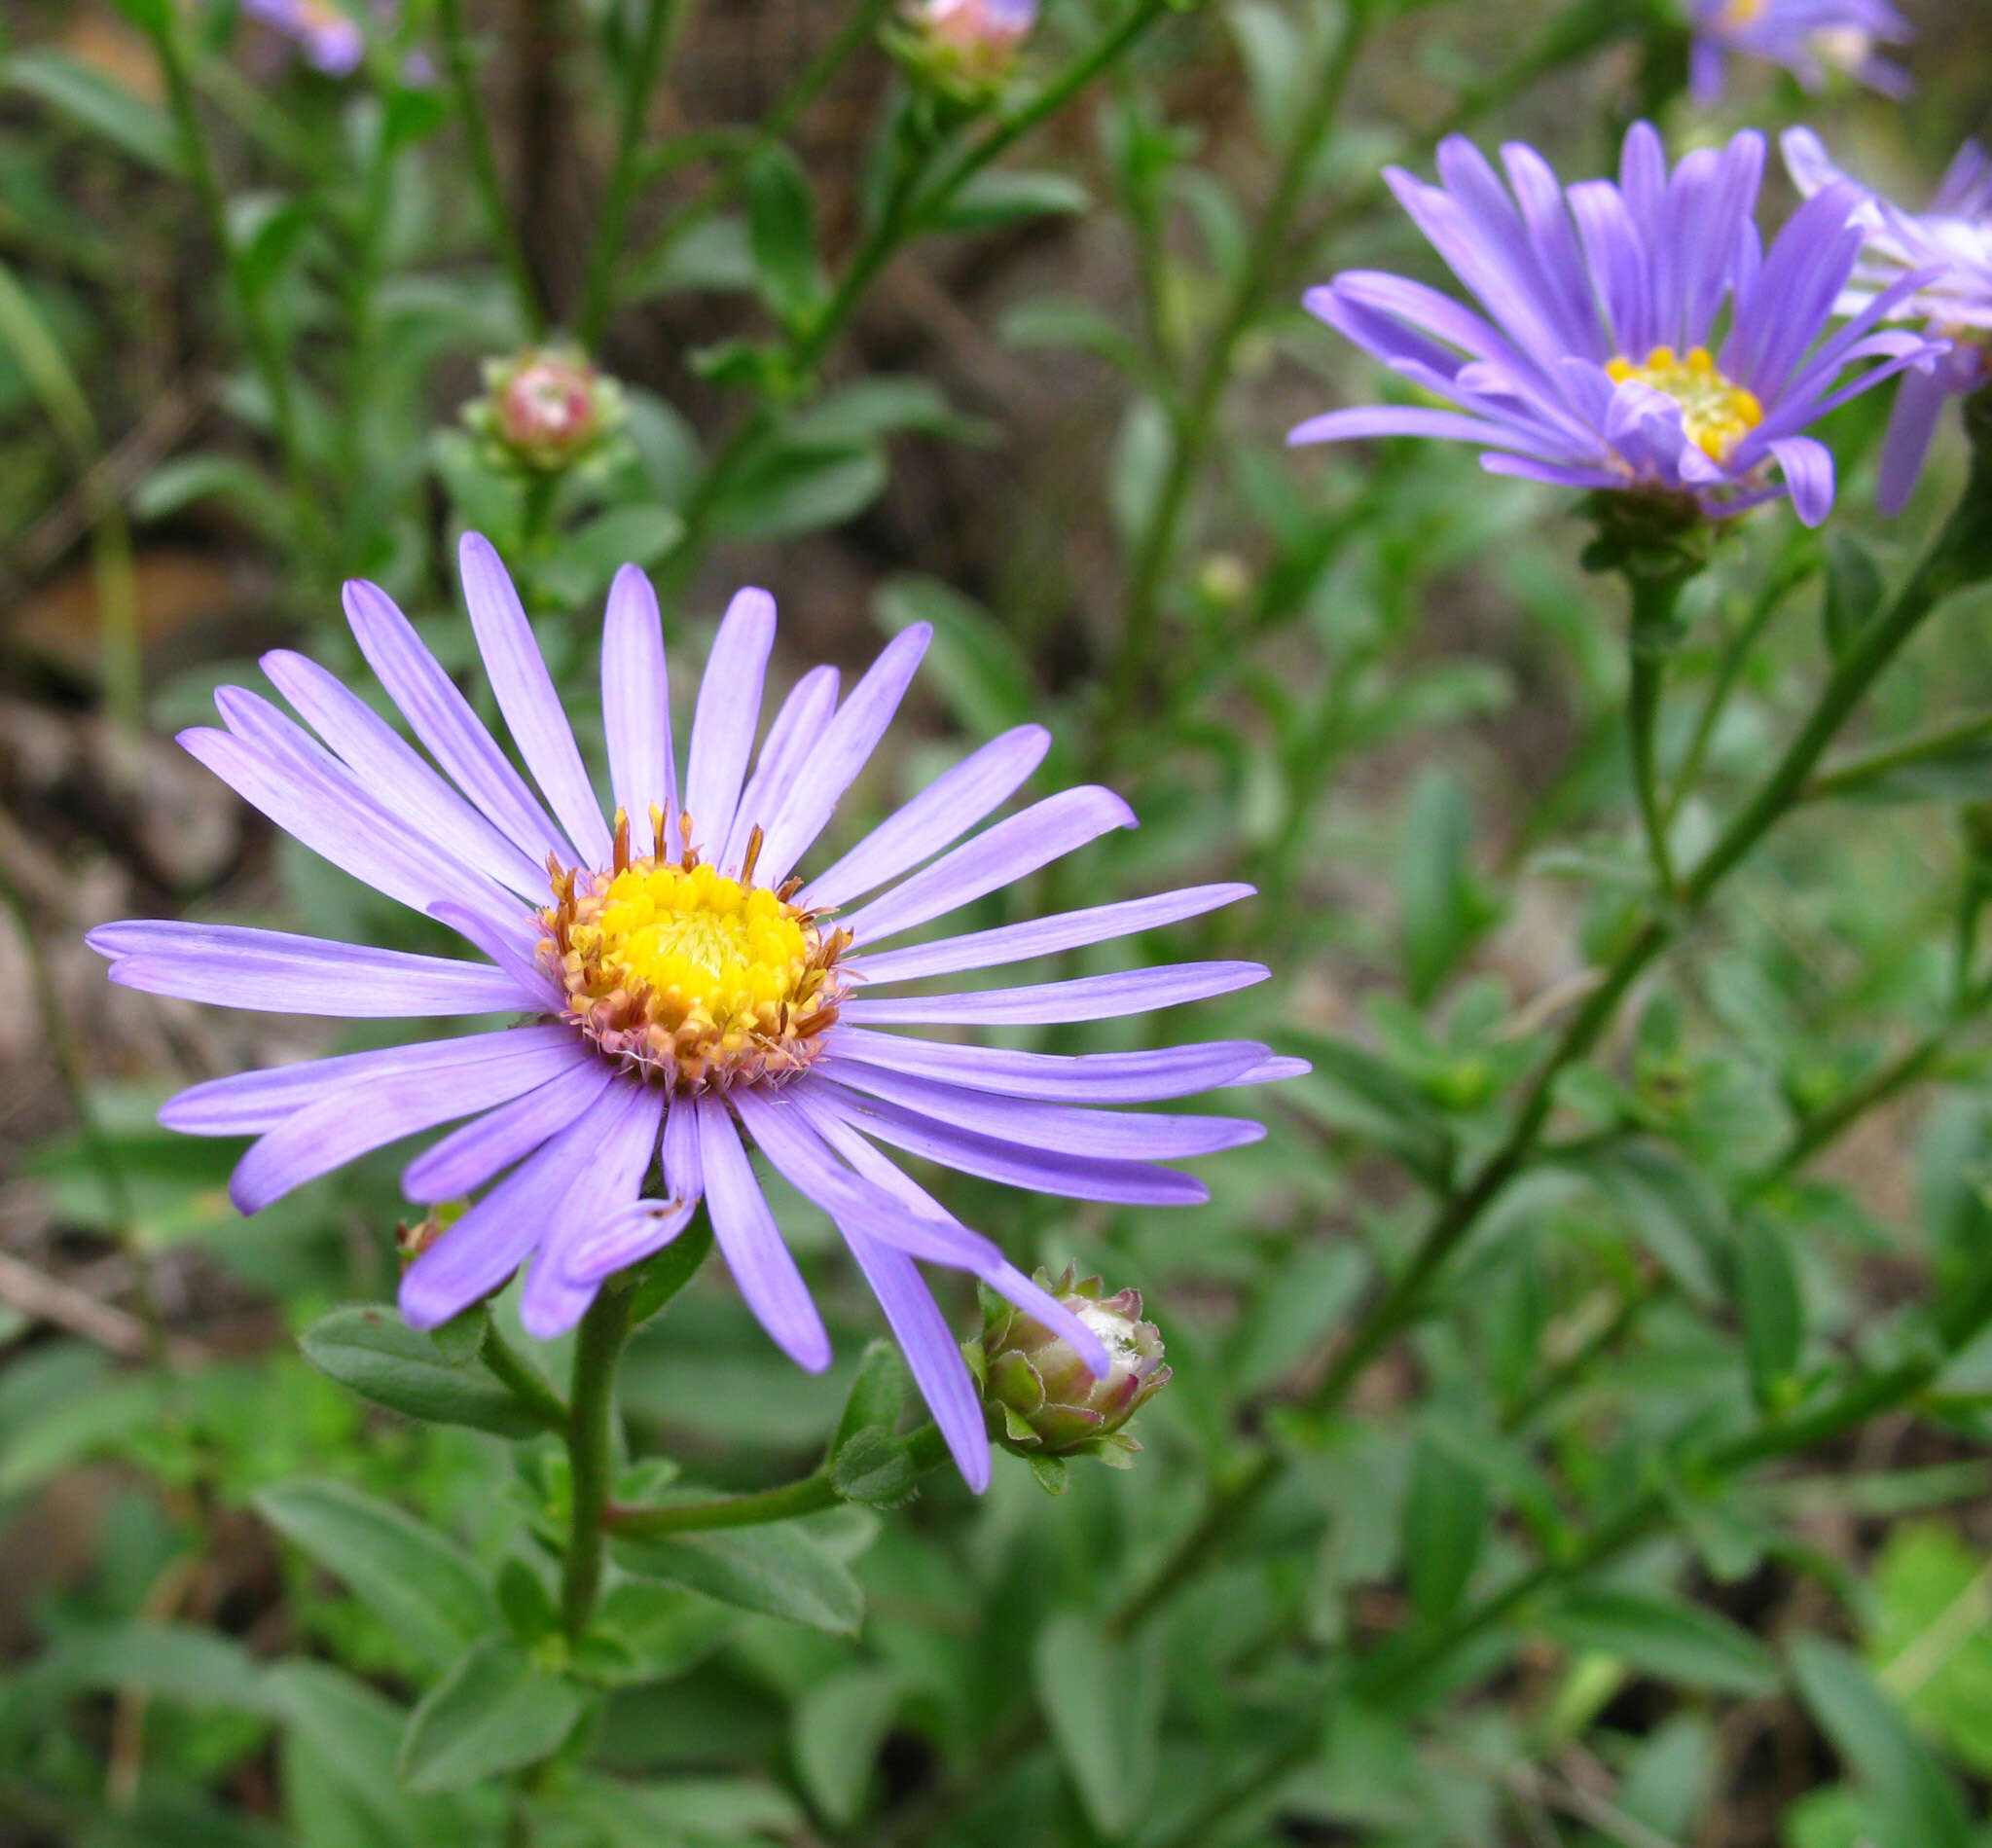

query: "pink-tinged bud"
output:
894 0 1036 96
464 345 626 475
967 1266 1171 1469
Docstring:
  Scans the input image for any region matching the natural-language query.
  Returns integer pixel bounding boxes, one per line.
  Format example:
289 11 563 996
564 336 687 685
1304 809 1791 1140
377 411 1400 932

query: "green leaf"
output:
622 1215 715 1324
1557 1141 1724 1302
1277 1034 1456 1188
1403 1435 1486 1626
131 453 288 536
1734 1216 1805 1407
706 439 887 541
611 1524 864 1636
873 575 1037 737
1033 1612 1161 1838
785 377 990 450
1398 767 1495 1004
594 1581 738 1685
1225 1242 1368 1395
255 1480 494 1669
1822 532 1883 662
792 1664 903 1826
744 144 823 331
544 1775 806 1846
828 1429 923 1509
22 1623 278 1720
933 168 1091 233
1544 1589 1779 1696
0 1370 163 1496
1107 396 1170 551
269 1660 484 1847
3 51 180 175
299 1304 543 1437
1791 1637 1974 1848
1868 1523 1992 1775
832 1339 913 1455
398 1636 588 1794
533 505 685 606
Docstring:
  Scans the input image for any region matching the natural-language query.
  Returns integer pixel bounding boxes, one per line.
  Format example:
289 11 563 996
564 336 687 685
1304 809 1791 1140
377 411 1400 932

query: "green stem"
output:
1664 555 1808 824
576 0 688 347
625 0 896 288
560 1289 634 1641
435 0 546 336
1623 566 1693 897
1102 0 1369 746
605 1427 949 1535
1806 705 1992 803
150 14 321 562
481 1321 569 1431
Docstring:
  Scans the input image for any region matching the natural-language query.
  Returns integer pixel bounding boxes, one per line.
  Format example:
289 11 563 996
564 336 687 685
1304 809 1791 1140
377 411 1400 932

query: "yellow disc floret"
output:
539 809 848 1093
1605 345 1764 463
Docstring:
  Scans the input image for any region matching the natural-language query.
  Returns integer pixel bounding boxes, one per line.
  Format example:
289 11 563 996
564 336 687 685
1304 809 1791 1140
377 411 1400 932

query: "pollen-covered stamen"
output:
1606 344 1765 462
538 808 849 1093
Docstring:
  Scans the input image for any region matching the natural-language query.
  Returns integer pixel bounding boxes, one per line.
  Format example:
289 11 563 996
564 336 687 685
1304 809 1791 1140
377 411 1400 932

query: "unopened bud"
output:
892 0 1036 97
465 345 626 474
967 1266 1170 1467
396 1199 466 1262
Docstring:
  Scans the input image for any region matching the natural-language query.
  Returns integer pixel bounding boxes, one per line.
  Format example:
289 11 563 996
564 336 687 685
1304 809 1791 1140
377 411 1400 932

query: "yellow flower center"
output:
538 811 848 1093
1716 0 1765 27
1605 345 1764 463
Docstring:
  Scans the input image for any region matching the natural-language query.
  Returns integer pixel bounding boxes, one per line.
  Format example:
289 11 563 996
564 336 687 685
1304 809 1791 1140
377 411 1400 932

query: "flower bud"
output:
893 0 1036 97
967 1266 1171 1468
464 345 626 475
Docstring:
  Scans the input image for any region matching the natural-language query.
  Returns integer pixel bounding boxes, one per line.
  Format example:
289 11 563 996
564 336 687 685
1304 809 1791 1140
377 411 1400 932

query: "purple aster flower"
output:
88 535 1302 1489
1785 128 1992 514
897 0 1036 89
243 0 368 76
1289 123 1945 527
1686 0 1911 105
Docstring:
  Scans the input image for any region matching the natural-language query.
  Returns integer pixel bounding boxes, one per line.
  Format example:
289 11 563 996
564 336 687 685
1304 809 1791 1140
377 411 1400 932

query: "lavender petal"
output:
822 1027 1277 1103
402 1059 616 1203
839 960 1269 1026
601 563 677 839
683 589 777 859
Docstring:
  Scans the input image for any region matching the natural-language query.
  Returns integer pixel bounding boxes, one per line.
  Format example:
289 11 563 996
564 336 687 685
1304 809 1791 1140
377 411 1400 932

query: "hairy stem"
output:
560 1289 634 1641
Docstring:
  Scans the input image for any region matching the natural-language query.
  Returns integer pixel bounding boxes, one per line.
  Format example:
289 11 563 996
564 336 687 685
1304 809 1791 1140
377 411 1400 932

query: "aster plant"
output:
1785 127 1992 512
242 0 368 76
89 534 1298 1497
1684 0 1911 105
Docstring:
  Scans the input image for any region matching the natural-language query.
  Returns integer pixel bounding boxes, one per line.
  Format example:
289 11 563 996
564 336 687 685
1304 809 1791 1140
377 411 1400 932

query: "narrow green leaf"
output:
299 1304 542 1437
1033 1612 1161 1838
1546 1589 1779 1696
833 1339 913 1455
1403 1436 1486 1626
398 1637 588 1794
255 1479 494 1669
706 439 887 541
1822 532 1883 662
933 168 1091 233
744 144 823 331
793 1664 903 1826
874 575 1037 737
4 51 180 175
611 1524 864 1636
1398 767 1494 1004
1792 1637 1974 1848
1735 1216 1805 1406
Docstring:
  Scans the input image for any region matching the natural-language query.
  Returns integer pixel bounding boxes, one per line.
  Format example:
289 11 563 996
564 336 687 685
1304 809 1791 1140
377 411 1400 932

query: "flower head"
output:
969 1266 1171 1467
89 536 1303 1489
1785 128 1992 513
892 0 1036 95
465 345 627 476
244 0 368 76
1686 0 1911 104
1290 123 1944 527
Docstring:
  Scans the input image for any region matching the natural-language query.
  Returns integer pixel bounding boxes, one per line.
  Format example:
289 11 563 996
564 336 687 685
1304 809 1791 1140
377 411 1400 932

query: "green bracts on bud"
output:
462 344 627 475
965 1267 1171 1474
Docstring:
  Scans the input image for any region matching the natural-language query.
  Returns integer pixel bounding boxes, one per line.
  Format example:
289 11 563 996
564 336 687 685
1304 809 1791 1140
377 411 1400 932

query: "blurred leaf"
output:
1225 1242 1368 1395
546 1775 805 1846
132 452 289 535
1734 1216 1805 1408
874 574 1037 736
1615 1713 1716 1837
299 1304 545 1438
744 145 823 332
705 439 887 541
1869 1523 1992 1774
1108 396 1170 551
1277 1034 1456 1188
628 216 756 298
999 296 1146 372
832 1340 912 1454
1033 1612 1162 1838
0 1369 164 1496
792 1664 902 1826
1398 768 1500 1005
1821 532 1883 663
399 1636 586 1794
933 168 1090 233
786 377 990 450
612 1524 864 1636
1403 1435 1486 1626
1556 1141 1724 1302
594 1581 738 1686
1791 1638 1974 1848
256 1480 494 1669
1545 1589 1778 1695
17 1624 278 1721
3 51 180 175
229 193 309 305
533 505 684 607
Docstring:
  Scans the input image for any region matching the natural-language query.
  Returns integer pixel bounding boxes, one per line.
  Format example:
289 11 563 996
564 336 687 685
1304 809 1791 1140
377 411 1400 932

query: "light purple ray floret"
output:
1784 127 1992 515
243 0 368 76
1687 0 1911 107
1290 121 1947 527
87 534 1304 1491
